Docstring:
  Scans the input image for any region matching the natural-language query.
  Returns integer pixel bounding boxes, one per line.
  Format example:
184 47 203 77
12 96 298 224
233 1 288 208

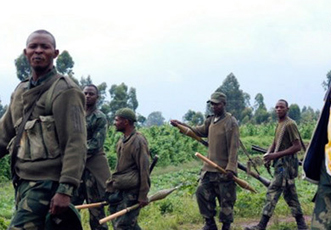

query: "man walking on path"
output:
245 99 308 230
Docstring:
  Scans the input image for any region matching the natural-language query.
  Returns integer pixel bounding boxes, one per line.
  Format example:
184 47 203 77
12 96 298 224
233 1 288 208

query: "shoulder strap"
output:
11 76 60 182
45 77 64 115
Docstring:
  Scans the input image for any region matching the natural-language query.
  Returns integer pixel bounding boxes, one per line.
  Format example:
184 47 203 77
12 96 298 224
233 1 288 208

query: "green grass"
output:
0 159 316 230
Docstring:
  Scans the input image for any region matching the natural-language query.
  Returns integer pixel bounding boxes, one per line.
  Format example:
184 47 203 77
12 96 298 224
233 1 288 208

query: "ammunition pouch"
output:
7 115 61 161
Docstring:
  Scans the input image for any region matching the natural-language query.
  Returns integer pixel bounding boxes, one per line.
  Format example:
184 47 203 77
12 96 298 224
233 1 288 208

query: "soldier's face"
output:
83 86 98 107
114 116 126 132
275 101 288 119
24 33 58 73
210 101 225 116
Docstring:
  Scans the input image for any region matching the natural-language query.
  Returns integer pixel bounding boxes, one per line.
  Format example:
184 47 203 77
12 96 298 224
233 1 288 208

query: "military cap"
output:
115 108 137 122
207 92 227 104
45 204 82 230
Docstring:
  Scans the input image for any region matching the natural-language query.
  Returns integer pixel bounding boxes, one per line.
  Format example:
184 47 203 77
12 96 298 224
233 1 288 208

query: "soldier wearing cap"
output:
105 108 150 230
170 91 239 230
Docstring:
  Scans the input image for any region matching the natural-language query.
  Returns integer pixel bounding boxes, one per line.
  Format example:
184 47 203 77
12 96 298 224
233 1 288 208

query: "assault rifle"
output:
251 145 273 177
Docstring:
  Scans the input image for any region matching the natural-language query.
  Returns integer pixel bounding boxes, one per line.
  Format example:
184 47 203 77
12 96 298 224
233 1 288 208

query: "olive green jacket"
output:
0 69 86 188
192 113 239 174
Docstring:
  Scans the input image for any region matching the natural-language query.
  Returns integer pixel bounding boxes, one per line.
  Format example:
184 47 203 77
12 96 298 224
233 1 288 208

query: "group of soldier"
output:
0 29 329 230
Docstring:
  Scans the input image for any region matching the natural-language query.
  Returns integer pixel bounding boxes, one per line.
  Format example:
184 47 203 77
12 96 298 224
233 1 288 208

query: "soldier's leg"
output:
196 172 218 218
261 172 284 217
217 179 236 224
110 192 141 230
283 179 308 229
311 164 331 230
85 170 108 230
9 180 57 230
283 179 304 216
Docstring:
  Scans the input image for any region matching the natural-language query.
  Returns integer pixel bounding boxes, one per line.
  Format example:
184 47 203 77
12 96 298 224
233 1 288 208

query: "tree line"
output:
0 51 327 126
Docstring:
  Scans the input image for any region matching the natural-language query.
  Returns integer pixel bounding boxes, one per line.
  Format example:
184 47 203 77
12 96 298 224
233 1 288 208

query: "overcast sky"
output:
1 0 330 121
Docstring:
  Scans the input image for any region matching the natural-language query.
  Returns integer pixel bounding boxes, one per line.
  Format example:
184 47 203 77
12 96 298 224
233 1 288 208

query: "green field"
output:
0 160 316 230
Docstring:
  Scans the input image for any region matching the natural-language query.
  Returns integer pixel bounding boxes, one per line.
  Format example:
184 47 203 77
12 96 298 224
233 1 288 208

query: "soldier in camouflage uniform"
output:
0 30 86 229
105 108 150 230
303 85 331 230
245 99 308 230
171 92 239 230
71 84 111 230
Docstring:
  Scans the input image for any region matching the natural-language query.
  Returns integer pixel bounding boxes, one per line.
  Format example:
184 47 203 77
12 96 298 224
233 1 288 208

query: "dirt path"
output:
181 215 311 230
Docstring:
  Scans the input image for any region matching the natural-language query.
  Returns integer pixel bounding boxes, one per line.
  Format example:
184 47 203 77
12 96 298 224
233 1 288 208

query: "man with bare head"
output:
0 30 86 229
245 99 308 230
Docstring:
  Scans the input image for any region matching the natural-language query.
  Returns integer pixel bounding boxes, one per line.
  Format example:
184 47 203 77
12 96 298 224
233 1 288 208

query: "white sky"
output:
1 0 330 121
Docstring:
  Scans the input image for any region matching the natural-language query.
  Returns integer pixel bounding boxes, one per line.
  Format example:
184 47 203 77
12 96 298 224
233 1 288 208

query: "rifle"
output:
251 145 273 178
237 162 270 187
239 140 260 175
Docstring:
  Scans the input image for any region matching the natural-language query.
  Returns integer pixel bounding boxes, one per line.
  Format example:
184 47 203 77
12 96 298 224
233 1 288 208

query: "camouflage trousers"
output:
196 171 237 224
9 180 58 230
311 163 331 230
262 167 303 217
71 169 108 230
108 191 141 230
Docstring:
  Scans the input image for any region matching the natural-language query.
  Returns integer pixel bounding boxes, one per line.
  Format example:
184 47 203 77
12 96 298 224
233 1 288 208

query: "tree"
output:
183 110 205 126
301 106 318 124
145 111 165 127
14 53 30 81
253 93 269 124
215 73 246 121
104 83 139 122
56 50 74 76
322 70 331 91
288 104 301 123
136 113 147 127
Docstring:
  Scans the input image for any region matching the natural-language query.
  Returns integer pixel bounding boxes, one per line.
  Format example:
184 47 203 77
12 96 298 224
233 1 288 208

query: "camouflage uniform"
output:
261 117 304 218
196 172 236 223
192 113 239 225
108 191 142 230
72 109 111 230
0 68 86 229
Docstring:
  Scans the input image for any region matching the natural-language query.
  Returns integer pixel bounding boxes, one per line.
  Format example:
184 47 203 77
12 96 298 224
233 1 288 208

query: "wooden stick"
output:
75 201 108 210
99 204 140 224
99 187 177 224
195 152 257 193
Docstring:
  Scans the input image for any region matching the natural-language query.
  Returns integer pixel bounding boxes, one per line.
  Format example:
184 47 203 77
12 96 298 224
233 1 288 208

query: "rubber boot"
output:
244 215 270 230
221 222 231 230
201 217 218 230
295 215 308 230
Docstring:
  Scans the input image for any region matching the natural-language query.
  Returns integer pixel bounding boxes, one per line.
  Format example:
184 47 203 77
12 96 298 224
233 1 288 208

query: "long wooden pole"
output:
99 187 177 224
195 152 256 193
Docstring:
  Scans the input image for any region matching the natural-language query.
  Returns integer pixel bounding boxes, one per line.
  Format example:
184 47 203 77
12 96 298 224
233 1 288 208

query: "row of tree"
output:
1 51 326 126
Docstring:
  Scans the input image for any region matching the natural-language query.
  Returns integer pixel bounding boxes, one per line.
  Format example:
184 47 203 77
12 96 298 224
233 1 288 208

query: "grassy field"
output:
0 159 317 230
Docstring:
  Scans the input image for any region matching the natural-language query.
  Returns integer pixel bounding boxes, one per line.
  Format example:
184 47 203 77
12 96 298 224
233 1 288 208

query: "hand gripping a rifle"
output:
251 145 273 178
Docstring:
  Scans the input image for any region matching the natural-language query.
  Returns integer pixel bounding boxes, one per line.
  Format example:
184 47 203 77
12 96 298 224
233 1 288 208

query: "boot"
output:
295 215 308 230
201 217 218 230
244 215 270 230
221 222 231 230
